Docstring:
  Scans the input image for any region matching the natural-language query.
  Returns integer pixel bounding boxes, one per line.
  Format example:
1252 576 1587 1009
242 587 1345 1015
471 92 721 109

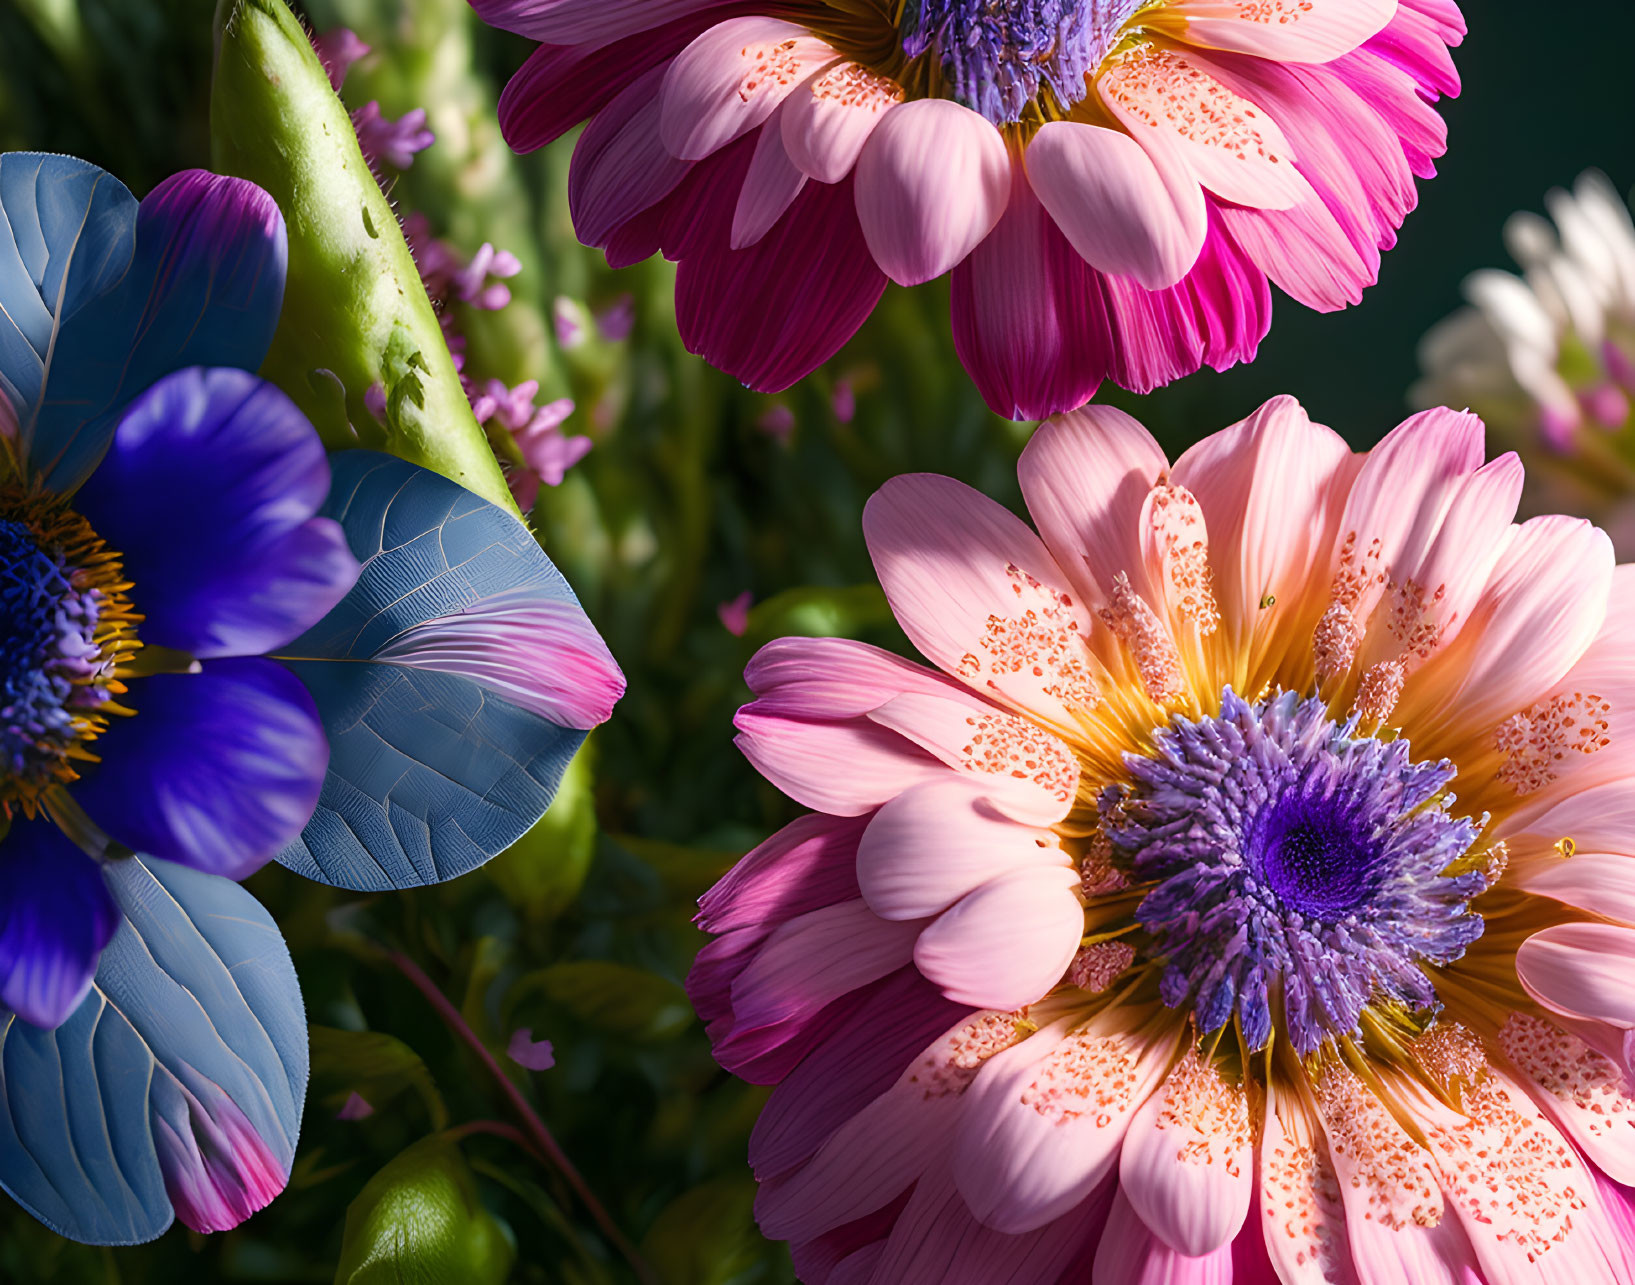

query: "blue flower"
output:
0 154 624 1245
0 162 355 1029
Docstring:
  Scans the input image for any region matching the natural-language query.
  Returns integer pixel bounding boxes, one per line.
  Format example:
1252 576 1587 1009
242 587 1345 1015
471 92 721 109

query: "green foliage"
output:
514 961 694 1044
641 1180 761 1285
334 1137 515 1285
209 0 518 514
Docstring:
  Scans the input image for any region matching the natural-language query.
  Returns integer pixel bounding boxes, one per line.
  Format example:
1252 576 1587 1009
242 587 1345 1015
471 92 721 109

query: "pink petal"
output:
569 64 693 247
733 707 948 817
507 1028 556 1070
472 0 728 44
857 777 1072 922
1256 1081 1355 1285
1026 122 1207 290
498 17 703 153
1416 1066 1631 1285
853 99 1011 286
862 472 1098 729
1320 407 1486 650
1169 395 1357 667
696 811 867 936
781 64 900 184
1119 1053 1253 1256
1512 852 1635 930
1499 1013 1635 1186
1099 47 1311 212
749 969 970 1180
866 692 1079 824
865 1168 1105 1285
1093 1189 1234 1284
949 166 1110 421
1352 451 1522 680
1517 923 1635 1030
1400 517 1614 746
1505 777 1635 863
730 899 921 1037
674 167 887 391
1161 0 1394 63
732 112 807 248
1313 1066 1476 1285
1018 404 1170 614
743 635 968 720
1097 214 1273 393
372 587 624 730
952 1018 1176 1234
912 865 1082 1011
660 18 835 162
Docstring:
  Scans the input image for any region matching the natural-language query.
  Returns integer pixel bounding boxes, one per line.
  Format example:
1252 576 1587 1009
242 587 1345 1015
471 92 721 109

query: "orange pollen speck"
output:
1100 573 1186 704
957 563 1100 709
1101 46 1282 162
811 61 902 110
1352 658 1405 726
1145 479 1219 635
737 38 805 102
1153 1050 1250 1171
1020 1029 1141 1127
907 1010 1029 1100
1067 942 1134 993
1315 1062 1444 1230
960 710 1077 804
1495 691 1612 795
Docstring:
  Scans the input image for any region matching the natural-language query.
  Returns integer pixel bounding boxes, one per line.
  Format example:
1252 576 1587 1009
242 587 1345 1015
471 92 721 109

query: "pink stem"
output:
388 951 659 1284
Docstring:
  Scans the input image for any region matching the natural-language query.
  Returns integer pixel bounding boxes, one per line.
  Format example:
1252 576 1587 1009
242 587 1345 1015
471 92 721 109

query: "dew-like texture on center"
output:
899 0 1146 125
1104 690 1491 1053
0 514 114 792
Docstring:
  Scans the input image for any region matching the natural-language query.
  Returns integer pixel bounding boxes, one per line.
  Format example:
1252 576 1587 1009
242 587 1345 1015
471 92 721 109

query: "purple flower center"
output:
1103 690 1492 1054
900 0 1145 125
0 502 132 810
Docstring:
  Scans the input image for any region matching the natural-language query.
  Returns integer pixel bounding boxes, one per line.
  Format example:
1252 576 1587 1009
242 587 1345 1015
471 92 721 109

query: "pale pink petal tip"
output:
719 591 754 637
155 1080 289 1234
508 1028 557 1071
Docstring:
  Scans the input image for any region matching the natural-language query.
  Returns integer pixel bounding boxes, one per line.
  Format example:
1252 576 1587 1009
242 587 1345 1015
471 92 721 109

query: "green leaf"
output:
484 736 600 922
208 0 519 515
310 1027 449 1130
742 584 893 645
640 1178 760 1285
514 961 693 1043
334 1136 514 1285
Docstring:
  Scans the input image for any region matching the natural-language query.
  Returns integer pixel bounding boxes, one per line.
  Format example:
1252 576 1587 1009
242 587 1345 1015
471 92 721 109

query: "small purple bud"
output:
756 404 795 444
595 293 636 342
718 591 753 637
507 1029 556 1071
337 1092 375 1121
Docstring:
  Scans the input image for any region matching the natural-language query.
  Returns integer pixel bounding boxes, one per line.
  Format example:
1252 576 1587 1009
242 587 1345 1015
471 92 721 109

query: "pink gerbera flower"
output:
692 395 1635 1281
473 0 1464 418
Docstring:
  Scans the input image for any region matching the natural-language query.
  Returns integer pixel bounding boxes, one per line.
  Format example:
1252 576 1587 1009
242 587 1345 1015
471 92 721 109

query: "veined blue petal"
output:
0 154 289 493
0 818 119 1030
73 367 358 659
0 153 137 469
273 451 625 891
0 856 305 1245
71 658 328 880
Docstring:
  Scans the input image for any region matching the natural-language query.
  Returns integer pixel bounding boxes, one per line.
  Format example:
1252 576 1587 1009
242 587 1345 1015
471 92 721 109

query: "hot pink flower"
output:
692 395 1635 1281
473 0 1463 418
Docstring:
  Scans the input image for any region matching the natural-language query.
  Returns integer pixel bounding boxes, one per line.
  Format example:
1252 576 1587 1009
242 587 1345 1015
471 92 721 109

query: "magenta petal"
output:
674 171 887 392
951 170 1108 420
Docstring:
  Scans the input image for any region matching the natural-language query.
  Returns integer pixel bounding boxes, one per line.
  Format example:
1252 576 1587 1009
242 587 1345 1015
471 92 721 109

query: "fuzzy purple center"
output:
900 0 1145 124
0 519 110 786
1103 689 1490 1054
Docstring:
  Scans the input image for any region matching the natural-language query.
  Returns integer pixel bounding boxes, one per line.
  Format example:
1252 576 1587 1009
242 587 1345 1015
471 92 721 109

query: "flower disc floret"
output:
1109 689 1490 1053
0 490 140 817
